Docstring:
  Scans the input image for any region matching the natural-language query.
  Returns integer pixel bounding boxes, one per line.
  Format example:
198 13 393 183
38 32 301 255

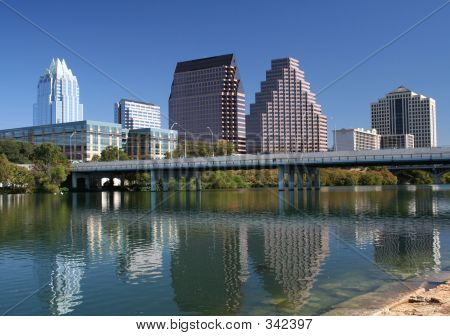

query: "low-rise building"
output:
0 120 123 161
380 134 414 149
126 128 178 160
333 128 380 151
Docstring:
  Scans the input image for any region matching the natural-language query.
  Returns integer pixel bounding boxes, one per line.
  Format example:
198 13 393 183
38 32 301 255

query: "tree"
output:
32 143 69 193
100 146 129 161
442 172 450 184
397 170 432 185
0 139 35 163
359 172 383 185
215 140 234 156
0 154 35 193
166 140 235 159
0 154 11 186
9 165 35 193
128 172 151 191
91 154 100 161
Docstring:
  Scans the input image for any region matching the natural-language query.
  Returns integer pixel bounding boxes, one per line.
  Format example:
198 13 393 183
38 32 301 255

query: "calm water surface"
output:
1 186 450 315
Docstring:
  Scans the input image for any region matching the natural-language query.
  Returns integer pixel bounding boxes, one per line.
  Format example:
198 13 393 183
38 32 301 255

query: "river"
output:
1 186 450 315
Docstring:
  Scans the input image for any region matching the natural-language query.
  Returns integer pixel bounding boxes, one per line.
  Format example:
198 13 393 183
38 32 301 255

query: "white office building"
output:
33 58 83 126
334 128 380 151
371 86 437 148
114 99 161 130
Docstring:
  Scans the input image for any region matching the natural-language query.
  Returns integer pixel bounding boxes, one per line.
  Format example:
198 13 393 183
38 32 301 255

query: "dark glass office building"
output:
169 54 246 153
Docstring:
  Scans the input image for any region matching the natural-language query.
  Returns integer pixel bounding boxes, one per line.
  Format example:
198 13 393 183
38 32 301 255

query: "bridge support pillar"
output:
109 175 115 190
150 170 157 192
296 168 304 190
306 170 313 190
314 168 321 189
195 171 202 191
84 175 90 190
71 173 78 189
162 171 169 192
185 173 192 191
174 171 181 191
278 165 285 191
433 172 441 185
288 166 295 191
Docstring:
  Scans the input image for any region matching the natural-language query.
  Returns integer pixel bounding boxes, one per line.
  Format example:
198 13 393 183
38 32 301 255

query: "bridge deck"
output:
71 147 450 173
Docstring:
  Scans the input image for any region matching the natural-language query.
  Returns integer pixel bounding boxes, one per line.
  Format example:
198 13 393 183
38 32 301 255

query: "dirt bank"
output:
374 281 450 316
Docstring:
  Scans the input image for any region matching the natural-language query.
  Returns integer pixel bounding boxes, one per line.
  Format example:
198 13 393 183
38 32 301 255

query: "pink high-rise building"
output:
246 58 328 153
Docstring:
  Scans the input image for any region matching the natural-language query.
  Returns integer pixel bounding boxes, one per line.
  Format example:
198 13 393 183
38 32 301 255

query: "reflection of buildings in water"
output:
319 188 441 217
319 189 390 216
117 217 179 284
101 192 122 212
49 254 85 315
260 223 329 307
373 223 441 277
0 194 26 213
239 225 249 283
406 189 439 217
355 225 380 248
170 219 247 314
85 214 127 258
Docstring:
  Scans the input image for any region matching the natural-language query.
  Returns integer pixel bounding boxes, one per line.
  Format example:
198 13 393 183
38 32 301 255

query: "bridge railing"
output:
71 150 450 173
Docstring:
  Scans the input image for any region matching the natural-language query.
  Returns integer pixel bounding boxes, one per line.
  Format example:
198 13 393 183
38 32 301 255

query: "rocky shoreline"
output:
373 281 450 316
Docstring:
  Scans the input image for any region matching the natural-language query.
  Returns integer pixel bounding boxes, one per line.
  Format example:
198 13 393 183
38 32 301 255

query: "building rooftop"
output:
335 128 378 134
175 54 234 73
389 86 411 94
128 127 178 134
0 120 122 133
118 98 156 107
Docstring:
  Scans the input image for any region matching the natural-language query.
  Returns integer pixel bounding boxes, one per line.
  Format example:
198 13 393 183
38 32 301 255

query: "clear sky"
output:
1 0 449 144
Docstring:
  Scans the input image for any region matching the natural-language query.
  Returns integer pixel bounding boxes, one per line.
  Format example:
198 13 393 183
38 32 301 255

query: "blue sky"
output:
1 0 449 144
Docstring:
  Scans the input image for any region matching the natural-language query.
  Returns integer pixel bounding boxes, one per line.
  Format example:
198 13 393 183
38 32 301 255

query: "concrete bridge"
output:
70 147 450 191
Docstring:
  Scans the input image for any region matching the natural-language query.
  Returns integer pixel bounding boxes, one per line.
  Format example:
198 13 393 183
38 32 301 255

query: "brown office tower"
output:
246 57 328 153
169 54 246 153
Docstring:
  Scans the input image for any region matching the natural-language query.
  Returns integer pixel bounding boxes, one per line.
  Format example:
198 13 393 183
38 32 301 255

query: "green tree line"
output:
0 140 69 193
2 139 449 193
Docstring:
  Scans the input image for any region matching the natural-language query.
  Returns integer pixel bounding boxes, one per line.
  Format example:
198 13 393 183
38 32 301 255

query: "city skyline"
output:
0 1 449 144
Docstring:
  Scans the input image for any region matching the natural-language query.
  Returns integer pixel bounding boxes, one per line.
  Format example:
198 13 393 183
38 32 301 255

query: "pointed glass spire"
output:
33 58 84 125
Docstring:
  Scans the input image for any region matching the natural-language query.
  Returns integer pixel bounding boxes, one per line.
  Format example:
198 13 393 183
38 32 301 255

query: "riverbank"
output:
324 271 450 316
373 280 450 316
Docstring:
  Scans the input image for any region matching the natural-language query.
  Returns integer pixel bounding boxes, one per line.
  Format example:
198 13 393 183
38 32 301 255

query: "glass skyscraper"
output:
33 58 84 126
169 54 246 153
